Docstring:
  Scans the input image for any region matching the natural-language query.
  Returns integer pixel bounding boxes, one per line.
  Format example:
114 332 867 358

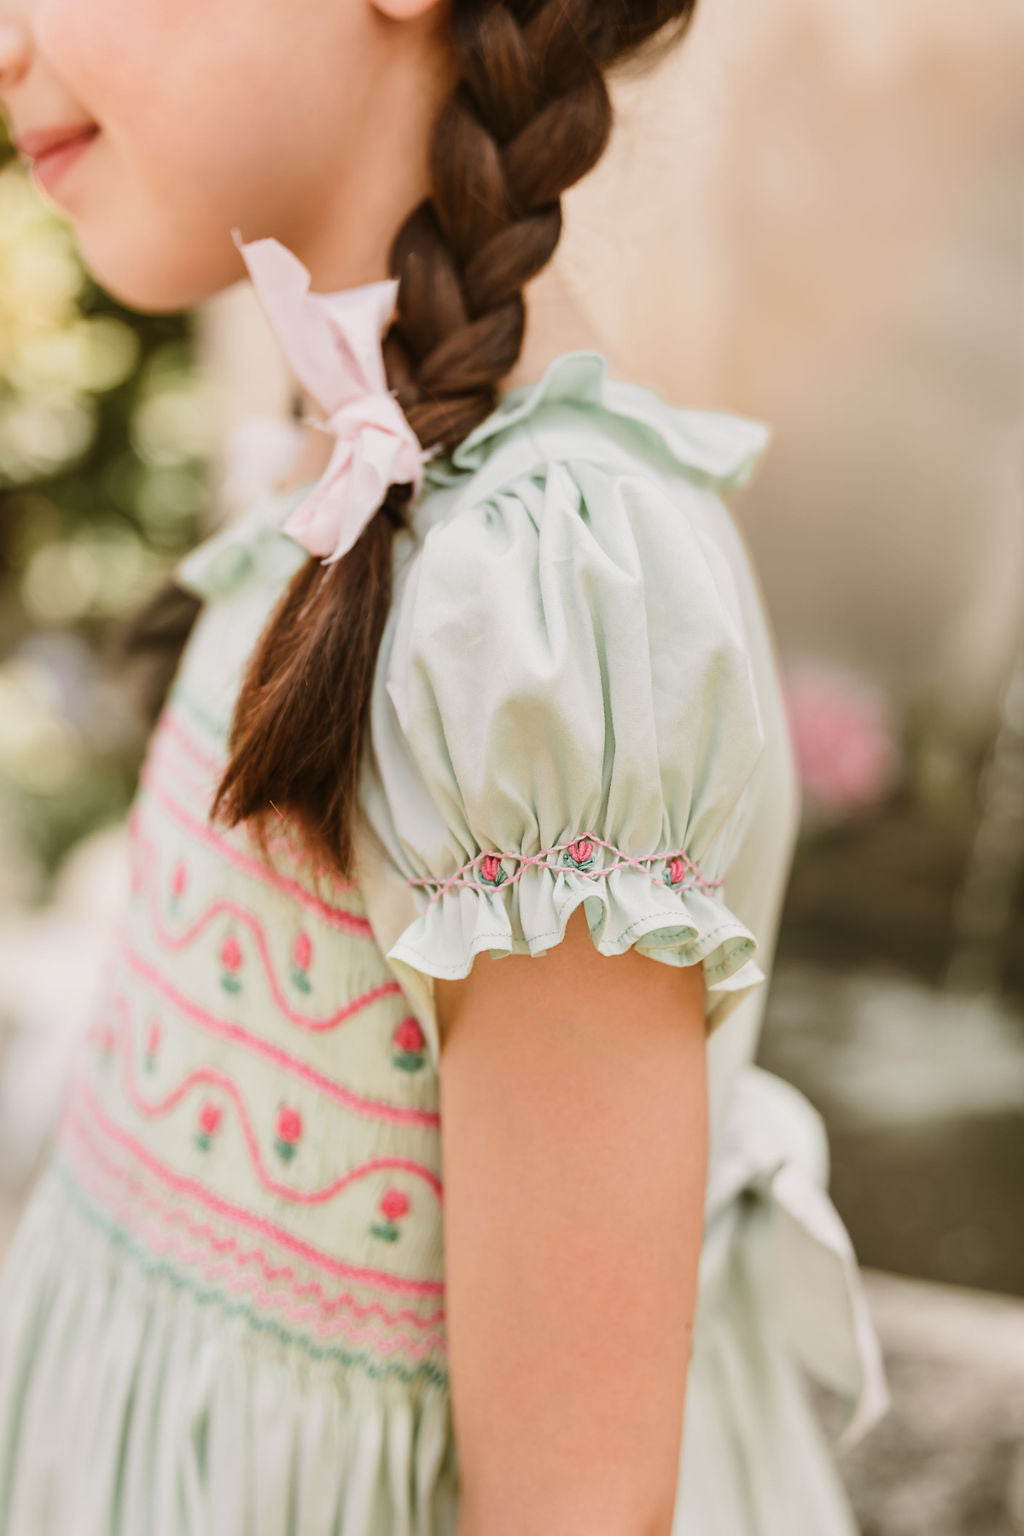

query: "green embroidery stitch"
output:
51 1156 449 1392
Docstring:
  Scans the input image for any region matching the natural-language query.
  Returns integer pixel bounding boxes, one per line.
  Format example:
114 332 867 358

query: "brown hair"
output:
121 0 698 881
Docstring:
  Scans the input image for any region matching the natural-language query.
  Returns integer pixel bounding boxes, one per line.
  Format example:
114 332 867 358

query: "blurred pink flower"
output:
292 931 312 972
781 656 902 822
394 1017 425 1054
198 1100 222 1138
276 1105 302 1144
220 934 242 972
380 1188 409 1223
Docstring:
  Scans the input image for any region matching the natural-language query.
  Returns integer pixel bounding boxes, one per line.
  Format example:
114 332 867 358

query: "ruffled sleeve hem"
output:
385 856 766 1005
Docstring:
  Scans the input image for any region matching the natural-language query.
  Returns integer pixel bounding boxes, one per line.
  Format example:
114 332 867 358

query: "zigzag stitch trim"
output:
66 1131 445 1356
51 1154 449 1390
59 1078 445 1294
64 1110 445 1330
409 833 725 904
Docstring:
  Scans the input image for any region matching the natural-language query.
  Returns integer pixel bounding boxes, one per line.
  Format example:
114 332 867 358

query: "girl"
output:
0 0 889 1531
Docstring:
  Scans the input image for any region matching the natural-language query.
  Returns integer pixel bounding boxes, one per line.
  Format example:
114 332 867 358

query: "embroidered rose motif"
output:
195 1098 222 1151
291 930 313 993
479 853 507 887
219 933 243 994
663 856 689 888
563 837 596 871
144 1019 161 1073
370 1187 409 1243
170 861 187 905
274 1104 303 1162
391 1016 427 1073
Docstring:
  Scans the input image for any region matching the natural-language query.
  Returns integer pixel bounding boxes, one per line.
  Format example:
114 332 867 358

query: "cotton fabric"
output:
0 350 888 1535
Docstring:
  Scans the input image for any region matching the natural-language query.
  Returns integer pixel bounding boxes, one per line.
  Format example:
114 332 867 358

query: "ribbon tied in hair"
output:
231 228 429 565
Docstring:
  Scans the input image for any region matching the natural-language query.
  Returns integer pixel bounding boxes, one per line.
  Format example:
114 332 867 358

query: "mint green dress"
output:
0 351 889 1535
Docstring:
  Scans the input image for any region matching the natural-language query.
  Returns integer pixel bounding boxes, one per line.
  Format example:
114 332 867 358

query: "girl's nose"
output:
0 19 30 89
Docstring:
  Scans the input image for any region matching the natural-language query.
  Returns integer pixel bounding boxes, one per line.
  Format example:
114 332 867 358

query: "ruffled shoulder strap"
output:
422 349 773 498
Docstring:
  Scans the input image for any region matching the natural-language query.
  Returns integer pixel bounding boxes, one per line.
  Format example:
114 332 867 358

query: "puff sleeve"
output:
361 454 768 1049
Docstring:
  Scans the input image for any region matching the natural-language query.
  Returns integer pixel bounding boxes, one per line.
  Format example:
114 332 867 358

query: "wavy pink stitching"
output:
131 821 382 1033
127 871 395 1034
67 1148 445 1351
136 769 371 936
107 996 442 1206
59 1078 445 1294
65 1119 445 1329
151 710 339 880
143 715 318 875
119 941 437 1127
67 1118 445 1345
408 833 724 905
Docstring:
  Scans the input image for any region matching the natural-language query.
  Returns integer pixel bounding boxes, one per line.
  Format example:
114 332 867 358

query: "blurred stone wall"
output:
560 0 1024 746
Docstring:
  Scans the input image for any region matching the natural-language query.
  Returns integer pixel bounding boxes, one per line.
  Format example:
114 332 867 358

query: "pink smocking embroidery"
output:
371 1188 410 1243
196 1097 223 1150
116 954 433 1126
408 833 724 905
144 1018 161 1072
275 1104 303 1162
153 708 356 887
63 1109 446 1337
391 1017 427 1074
61 1083 445 1295
291 930 313 992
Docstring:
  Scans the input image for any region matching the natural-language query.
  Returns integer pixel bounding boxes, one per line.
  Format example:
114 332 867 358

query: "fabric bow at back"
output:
232 228 428 565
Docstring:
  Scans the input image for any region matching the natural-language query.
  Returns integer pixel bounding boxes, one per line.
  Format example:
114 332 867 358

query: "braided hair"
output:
128 0 699 881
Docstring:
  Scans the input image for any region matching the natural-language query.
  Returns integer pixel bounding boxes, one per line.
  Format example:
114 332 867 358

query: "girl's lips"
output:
25 126 100 197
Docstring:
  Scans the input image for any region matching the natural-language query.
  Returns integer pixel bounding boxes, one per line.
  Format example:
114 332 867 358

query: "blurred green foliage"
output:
0 144 212 901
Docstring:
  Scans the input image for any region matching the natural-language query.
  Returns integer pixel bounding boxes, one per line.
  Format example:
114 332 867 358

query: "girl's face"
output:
0 0 452 310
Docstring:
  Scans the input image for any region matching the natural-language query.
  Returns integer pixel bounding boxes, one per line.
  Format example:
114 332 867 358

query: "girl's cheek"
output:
34 0 137 117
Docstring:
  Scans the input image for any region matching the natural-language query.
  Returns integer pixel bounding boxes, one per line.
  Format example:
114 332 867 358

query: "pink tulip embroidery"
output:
144 1019 161 1073
274 1104 303 1162
663 856 689 889
219 933 243 994
479 853 507 888
370 1187 409 1243
195 1099 222 1151
170 860 187 907
563 837 596 872
98 1023 116 1062
291 930 313 993
391 1016 427 1073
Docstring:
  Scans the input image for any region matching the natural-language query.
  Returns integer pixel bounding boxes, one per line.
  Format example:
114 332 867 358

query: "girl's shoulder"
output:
358 353 790 1066
411 346 772 533
386 346 777 718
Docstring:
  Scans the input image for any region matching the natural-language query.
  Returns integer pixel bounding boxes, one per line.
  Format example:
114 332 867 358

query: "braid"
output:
383 0 613 451
200 0 699 881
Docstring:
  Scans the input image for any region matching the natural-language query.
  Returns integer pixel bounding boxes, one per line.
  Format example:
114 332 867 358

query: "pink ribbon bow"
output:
231 228 428 565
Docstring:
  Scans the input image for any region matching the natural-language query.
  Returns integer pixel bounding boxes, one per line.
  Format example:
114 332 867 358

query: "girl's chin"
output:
74 227 221 314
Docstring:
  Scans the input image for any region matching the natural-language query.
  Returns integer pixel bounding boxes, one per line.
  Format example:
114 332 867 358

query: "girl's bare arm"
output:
435 906 708 1536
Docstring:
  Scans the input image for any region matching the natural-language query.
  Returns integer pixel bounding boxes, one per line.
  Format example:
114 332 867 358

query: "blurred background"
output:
1 3 1023 1531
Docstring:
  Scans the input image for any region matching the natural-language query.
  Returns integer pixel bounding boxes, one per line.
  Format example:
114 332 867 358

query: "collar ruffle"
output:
175 348 772 603
423 348 772 493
